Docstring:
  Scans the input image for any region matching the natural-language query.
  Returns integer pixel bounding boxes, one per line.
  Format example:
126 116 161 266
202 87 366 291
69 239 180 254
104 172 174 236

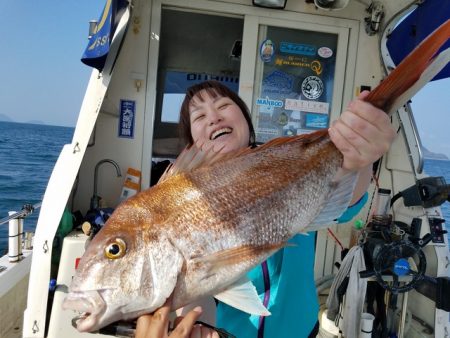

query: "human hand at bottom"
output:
135 297 219 338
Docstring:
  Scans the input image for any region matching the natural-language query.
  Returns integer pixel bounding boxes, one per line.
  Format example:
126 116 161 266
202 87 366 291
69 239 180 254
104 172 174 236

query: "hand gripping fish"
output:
62 20 450 332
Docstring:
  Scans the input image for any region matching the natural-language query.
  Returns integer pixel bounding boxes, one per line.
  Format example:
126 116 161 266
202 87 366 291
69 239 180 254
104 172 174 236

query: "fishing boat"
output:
1 0 449 337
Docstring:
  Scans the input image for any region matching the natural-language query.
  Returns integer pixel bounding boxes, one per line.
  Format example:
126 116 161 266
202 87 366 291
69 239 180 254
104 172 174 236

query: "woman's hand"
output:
135 298 219 338
328 91 396 171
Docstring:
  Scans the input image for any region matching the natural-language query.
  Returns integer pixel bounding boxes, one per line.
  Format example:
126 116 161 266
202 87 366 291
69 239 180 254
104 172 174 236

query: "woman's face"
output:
189 90 250 153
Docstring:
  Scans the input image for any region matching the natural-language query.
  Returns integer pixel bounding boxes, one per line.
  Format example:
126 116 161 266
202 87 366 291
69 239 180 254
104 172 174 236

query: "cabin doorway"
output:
152 9 244 159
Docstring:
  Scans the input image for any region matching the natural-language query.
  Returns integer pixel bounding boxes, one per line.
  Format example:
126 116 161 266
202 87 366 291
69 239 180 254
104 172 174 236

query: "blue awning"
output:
386 0 450 81
81 0 129 71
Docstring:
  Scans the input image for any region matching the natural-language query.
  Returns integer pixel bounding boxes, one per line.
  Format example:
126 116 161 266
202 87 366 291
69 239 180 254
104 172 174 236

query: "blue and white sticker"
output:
260 39 275 63
119 100 136 138
256 96 284 108
280 42 316 56
301 76 324 100
305 113 328 128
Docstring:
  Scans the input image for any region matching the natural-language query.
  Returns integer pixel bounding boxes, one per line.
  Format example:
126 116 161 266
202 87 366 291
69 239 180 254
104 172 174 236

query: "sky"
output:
410 78 450 158
0 1 104 127
0 1 449 157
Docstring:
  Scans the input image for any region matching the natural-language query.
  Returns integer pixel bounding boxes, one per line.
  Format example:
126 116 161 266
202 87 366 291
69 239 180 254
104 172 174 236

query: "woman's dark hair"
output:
179 80 256 147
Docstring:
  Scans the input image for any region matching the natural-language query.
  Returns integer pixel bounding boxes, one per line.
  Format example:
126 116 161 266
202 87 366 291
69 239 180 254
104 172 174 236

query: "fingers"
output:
347 96 390 128
190 325 220 338
357 90 370 100
136 304 220 338
329 94 396 171
173 315 219 338
170 306 203 338
135 298 172 338
136 315 153 338
173 316 184 329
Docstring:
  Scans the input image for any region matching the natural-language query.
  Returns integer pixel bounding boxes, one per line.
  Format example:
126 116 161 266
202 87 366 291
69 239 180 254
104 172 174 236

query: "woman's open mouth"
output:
211 127 232 140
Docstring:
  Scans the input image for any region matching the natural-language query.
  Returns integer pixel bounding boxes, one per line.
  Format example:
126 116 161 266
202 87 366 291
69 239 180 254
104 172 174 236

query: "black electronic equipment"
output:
396 176 450 208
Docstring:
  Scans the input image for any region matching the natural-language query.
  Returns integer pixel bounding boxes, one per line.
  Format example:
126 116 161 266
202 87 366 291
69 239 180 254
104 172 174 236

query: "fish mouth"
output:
210 127 232 140
62 290 107 332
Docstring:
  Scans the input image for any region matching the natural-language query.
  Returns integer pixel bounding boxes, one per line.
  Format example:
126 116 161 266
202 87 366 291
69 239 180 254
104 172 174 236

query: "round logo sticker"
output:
260 39 275 63
318 47 333 58
301 76 324 100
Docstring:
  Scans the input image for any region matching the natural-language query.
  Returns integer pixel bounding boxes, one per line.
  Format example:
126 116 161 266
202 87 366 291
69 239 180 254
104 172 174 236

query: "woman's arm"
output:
329 91 396 203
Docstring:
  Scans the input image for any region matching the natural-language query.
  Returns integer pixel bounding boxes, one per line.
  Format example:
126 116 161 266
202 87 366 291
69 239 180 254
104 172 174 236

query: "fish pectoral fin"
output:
304 169 358 232
158 128 331 184
214 277 271 316
191 243 286 273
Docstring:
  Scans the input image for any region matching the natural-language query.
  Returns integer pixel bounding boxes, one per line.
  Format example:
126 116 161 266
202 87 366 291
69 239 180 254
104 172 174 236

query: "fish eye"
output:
104 238 127 259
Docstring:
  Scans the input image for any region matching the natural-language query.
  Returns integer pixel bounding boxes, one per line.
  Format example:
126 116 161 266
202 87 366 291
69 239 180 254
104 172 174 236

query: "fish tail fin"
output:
366 19 450 112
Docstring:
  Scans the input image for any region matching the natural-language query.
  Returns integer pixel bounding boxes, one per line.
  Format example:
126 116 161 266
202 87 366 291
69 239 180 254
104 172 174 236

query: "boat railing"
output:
0 202 40 263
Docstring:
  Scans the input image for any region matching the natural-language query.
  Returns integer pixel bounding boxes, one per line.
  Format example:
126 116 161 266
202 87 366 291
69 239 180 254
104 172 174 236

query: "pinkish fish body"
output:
63 130 358 332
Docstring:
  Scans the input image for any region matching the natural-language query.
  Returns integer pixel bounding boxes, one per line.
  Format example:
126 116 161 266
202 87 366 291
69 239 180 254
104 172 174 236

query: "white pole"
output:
18 216 23 259
8 211 19 262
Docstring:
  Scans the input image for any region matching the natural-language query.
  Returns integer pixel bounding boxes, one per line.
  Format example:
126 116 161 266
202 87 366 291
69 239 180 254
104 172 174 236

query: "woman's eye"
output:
218 103 230 109
192 114 205 122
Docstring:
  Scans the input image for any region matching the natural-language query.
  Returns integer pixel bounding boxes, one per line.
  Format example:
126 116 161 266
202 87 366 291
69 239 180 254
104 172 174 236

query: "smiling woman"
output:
188 94 250 153
179 81 256 152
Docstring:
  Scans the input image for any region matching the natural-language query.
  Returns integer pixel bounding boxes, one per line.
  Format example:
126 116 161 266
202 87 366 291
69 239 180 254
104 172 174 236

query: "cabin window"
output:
251 25 338 143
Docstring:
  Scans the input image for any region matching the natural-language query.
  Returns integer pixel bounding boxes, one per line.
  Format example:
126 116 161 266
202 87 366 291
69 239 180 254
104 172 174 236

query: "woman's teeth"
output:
211 128 232 140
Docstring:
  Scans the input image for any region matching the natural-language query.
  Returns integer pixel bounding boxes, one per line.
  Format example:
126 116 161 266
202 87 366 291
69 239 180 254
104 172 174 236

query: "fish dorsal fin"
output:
158 129 330 184
304 170 359 232
252 129 329 153
191 242 287 274
157 142 227 183
214 277 271 316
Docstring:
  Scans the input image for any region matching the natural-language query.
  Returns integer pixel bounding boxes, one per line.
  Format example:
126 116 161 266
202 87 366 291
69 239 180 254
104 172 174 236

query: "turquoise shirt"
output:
216 192 368 338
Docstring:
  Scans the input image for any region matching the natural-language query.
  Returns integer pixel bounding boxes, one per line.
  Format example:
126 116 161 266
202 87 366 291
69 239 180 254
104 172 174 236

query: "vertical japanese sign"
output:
118 100 135 138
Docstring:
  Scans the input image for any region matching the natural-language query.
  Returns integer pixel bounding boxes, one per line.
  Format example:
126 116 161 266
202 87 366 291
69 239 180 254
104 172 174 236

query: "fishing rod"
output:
0 202 42 226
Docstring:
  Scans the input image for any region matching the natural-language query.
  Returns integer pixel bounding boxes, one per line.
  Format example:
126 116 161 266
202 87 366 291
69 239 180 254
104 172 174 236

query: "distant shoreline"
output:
424 157 450 162
0 120 73 129
0 120 448 159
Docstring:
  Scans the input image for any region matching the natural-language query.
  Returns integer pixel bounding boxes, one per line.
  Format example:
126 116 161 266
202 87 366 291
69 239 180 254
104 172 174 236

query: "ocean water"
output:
0 122 449 254
0 121 73 254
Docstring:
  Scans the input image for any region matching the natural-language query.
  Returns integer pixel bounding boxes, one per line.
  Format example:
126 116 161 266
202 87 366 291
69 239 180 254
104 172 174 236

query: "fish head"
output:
62 204 184 332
